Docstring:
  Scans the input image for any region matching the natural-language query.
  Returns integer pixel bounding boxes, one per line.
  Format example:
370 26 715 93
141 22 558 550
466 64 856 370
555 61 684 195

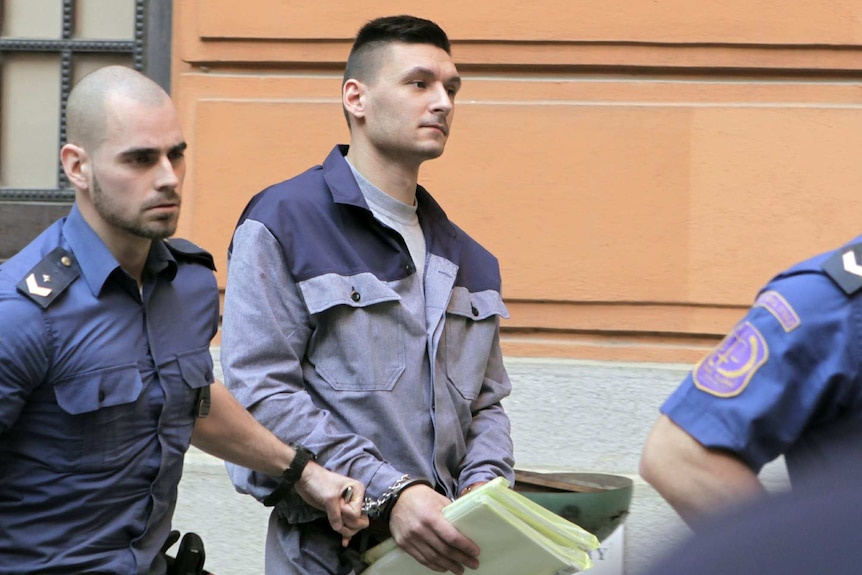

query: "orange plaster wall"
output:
172 1 862 362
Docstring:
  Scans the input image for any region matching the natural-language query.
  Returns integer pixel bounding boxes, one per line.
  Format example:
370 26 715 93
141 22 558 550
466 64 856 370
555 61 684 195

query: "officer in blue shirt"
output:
0 65 366 574
638 434 862 575
640 240 862 529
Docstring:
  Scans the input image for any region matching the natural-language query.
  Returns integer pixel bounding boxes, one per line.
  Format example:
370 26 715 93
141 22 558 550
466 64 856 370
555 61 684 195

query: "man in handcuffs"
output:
221 14 515 575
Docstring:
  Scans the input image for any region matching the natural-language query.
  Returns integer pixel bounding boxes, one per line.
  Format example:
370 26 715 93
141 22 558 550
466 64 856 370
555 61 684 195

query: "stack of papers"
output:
362 477 599 575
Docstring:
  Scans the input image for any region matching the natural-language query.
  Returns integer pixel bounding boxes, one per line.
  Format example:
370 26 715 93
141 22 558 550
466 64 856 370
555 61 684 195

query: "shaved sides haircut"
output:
66 66 169 150
342 15 451 126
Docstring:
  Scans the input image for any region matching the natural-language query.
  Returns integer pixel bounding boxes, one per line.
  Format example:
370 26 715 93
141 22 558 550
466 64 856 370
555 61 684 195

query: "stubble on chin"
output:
136 206 180 240
91 177 180 241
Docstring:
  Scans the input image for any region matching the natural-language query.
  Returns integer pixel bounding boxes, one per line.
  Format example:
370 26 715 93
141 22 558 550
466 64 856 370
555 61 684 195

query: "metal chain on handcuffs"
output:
362 474 432 520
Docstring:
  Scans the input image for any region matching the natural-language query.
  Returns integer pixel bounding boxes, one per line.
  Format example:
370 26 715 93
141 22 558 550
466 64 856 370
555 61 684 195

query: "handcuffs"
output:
361 474 433 520
264 445 431 523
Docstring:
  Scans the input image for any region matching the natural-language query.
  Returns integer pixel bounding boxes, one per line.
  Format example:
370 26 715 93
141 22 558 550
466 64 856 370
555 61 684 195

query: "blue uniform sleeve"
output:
0 287 50 434
661 272 858 471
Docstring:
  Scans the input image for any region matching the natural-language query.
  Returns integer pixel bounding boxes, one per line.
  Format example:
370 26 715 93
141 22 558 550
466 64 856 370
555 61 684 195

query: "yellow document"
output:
362 477 599 575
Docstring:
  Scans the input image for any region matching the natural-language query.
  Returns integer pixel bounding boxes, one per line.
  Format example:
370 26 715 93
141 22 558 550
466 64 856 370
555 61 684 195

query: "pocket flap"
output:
447 286 509 320
54 365 144 415
178 348 215 389
299 272 401 314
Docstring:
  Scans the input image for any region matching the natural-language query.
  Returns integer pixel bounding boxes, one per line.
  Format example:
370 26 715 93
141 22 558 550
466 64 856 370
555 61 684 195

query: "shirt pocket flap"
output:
299 272 401 314
54 365 144 415
177 347 215 389
447 286 510 321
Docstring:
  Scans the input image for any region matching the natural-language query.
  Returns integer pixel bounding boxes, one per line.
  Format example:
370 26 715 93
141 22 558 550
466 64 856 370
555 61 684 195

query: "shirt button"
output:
351 290 361 302
60 256 72 267
471 305 479 316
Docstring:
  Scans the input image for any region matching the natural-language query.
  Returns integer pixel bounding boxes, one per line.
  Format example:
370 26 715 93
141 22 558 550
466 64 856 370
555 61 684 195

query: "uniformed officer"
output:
638 437 862 575
640 239 862 529
0 65 366 574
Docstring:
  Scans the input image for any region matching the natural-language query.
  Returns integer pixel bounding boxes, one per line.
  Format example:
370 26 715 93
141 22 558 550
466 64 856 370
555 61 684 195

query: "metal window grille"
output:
0 0 146 202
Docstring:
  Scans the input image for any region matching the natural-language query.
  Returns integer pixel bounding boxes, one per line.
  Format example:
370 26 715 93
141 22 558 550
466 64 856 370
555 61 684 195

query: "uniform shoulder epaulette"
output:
821 243 862 295
16 247 81 309
164 238 216 271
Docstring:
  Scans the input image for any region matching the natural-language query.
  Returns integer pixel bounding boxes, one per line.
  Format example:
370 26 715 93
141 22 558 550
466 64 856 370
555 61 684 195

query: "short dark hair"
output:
343 15 451 87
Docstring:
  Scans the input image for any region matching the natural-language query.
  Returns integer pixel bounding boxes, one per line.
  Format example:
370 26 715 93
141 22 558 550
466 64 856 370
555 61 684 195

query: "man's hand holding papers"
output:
363 477 600 575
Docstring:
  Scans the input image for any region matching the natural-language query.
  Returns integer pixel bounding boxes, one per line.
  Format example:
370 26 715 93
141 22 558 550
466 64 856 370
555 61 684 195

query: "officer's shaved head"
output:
65 66 169 151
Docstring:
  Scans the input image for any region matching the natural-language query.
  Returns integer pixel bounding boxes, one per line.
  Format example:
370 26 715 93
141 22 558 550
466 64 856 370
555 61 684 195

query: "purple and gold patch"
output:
694 321 768 397
754 290 801 333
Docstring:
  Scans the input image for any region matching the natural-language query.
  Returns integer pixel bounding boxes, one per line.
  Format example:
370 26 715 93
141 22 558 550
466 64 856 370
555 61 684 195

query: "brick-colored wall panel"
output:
195 0 862 45
174 1 862 362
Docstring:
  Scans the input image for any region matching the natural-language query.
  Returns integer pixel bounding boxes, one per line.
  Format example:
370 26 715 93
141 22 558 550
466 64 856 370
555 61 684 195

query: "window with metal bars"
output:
0 0 171 260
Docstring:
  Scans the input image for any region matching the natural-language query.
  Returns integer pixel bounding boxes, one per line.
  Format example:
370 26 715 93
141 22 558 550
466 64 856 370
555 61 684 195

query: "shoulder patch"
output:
693 321 769 398
16 247 81 309
164 238 216 271
822 244 862 295
753 290 801 332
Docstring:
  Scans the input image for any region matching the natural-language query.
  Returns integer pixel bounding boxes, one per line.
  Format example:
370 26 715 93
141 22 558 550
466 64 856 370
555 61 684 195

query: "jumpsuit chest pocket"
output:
300 273 405 391
50 364 146 472
443 287 508 400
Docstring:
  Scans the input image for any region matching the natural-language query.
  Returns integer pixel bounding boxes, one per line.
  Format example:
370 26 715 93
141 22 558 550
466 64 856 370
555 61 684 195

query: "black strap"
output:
262 444 317 507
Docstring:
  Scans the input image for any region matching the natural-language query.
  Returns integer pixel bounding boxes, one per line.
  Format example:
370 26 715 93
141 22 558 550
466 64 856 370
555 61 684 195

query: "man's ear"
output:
60 143 90 191
342 79 367 122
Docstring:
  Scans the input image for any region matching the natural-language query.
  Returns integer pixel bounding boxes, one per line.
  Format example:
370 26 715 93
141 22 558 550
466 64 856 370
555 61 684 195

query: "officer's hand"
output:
295 462 368 544
389 484 480 574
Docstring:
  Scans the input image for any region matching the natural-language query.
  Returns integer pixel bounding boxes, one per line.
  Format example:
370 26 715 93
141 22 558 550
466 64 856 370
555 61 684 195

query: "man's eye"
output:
412 81 427 88
131 154 154 165
168 150 185 162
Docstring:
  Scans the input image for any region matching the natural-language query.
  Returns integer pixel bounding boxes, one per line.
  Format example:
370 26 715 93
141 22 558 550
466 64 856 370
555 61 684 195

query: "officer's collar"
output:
63 205 178 295
147 240 179 281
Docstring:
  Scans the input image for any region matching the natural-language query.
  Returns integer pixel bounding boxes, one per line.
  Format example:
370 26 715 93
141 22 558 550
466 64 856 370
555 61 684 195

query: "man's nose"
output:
431 84 453 114
155 155 180 189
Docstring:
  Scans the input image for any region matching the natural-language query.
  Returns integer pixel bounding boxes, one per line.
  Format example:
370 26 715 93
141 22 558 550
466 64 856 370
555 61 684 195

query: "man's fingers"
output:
325 504 344 533
430 522 480 568
324 481 366 533
334 485 369 546
402 531 478 574
403 539 451 573
388 484 480 573
340 485 368 528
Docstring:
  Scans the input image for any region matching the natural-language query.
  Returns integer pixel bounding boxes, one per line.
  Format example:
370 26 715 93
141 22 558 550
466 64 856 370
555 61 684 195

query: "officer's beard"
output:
90 171 180 240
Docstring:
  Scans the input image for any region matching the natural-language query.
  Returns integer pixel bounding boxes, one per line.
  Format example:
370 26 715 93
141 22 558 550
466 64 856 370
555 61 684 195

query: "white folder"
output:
361 477 599 575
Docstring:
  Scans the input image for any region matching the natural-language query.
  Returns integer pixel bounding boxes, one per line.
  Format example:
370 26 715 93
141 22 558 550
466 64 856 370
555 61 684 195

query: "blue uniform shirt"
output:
639 446 862 575
0 206 219 574
662 237 862 481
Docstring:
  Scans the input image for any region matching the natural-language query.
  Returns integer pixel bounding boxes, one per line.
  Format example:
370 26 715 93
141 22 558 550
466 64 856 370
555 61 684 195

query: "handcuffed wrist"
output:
362 474 432 521
459 481 488 498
